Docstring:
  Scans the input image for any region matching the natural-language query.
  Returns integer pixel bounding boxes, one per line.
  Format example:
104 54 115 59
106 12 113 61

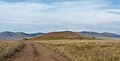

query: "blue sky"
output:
0 0 120 34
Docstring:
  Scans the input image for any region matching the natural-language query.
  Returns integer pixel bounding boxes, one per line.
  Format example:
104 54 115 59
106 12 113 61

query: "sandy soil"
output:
6 42 69 61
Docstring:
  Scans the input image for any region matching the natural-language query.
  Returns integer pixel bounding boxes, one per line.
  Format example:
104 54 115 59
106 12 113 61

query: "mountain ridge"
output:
80 31 120 38
0 31 120 40
0 31 44 40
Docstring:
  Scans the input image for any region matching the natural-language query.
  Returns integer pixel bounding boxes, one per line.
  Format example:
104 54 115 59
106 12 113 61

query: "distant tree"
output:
23 38 28 40
80 37 83 39
92 37 96 39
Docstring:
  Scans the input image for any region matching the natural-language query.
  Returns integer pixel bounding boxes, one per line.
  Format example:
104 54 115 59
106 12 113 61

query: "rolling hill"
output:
29 31 95 40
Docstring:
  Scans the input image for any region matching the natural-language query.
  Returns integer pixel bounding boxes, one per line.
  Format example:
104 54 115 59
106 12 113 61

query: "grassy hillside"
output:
29 31 95 40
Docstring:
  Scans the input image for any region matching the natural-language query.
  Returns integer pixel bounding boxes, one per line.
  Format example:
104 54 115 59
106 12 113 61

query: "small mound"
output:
29 31 95 40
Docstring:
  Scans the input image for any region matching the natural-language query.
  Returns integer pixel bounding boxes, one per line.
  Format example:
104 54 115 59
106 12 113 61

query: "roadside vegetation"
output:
39 40 120 61
0 41 24 61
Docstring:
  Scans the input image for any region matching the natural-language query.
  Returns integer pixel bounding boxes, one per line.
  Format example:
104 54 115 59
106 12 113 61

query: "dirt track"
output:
6 42 69 61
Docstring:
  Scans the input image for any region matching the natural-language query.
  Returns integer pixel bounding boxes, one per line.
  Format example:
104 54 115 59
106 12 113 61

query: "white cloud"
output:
46 1 120 24
0 0 120 26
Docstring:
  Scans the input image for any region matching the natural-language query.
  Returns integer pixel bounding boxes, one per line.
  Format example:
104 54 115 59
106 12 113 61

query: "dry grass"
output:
0 41 24 61
39 40 120 61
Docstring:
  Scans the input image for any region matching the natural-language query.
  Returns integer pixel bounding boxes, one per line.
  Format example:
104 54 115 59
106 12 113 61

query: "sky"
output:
0 0 120 34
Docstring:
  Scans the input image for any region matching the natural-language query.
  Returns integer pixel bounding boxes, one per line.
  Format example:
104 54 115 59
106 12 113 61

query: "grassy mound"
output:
28 31 95 40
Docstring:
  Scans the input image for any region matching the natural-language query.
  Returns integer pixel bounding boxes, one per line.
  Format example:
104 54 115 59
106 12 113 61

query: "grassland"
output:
39 40 120 61
0 41 24 61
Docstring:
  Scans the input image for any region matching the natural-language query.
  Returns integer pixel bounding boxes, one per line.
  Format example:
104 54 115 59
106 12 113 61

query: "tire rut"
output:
31 44 39 56
6 42 69 61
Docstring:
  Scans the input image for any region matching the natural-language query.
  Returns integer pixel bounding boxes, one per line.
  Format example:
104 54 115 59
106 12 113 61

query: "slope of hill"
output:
29 31 94 40
0 31 44 40
80 31 120 38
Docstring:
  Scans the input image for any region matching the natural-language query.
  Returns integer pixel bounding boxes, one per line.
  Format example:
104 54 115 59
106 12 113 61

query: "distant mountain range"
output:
0 31 44 40
0 31 120 40
79 31 120 38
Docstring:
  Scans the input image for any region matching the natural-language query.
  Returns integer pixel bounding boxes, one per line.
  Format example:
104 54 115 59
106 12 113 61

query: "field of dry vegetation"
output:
0 41 24 61
0 40 120 61
39 40 120 61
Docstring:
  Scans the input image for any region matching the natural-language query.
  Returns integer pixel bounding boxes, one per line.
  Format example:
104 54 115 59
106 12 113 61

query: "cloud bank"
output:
0 0 120 33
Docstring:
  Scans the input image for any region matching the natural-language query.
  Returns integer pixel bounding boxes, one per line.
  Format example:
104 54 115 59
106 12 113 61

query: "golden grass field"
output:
38 40 120 61
0 40 120 61
0 41 24 61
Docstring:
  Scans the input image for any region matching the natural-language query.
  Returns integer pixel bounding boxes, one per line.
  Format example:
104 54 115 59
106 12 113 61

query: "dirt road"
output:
6 42 69 61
